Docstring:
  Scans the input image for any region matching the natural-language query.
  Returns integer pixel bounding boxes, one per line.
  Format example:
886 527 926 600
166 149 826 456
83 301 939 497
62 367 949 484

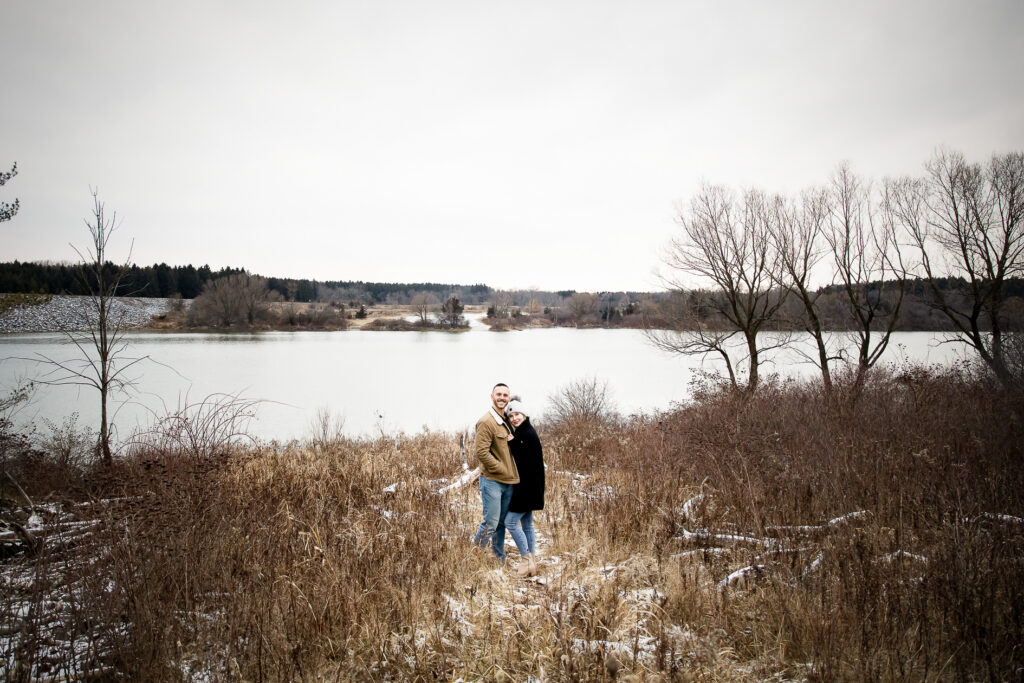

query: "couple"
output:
472 382 546 577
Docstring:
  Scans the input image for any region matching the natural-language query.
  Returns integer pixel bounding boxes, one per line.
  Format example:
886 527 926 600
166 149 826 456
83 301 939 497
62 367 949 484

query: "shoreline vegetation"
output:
2 286 1020 334
2 258 1022 336
2 367 1022 679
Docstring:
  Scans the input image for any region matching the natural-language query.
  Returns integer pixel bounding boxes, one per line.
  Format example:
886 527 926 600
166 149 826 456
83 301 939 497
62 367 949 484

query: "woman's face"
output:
508 412 526 427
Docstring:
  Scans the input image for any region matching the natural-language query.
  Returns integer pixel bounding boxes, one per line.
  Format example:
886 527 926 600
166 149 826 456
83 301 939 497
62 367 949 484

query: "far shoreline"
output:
1 294 960 336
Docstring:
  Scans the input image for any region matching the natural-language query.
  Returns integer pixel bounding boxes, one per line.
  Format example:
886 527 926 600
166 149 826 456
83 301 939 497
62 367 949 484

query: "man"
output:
473 382 520 562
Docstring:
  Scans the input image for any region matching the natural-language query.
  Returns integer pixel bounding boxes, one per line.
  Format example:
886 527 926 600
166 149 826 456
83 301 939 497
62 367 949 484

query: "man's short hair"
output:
492 383 509 391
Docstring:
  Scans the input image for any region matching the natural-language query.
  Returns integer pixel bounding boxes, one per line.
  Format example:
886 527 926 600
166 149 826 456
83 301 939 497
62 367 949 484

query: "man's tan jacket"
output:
474 408 520 484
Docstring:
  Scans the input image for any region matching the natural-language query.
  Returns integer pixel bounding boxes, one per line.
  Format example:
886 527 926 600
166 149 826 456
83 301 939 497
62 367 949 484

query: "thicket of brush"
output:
2 365 1022 681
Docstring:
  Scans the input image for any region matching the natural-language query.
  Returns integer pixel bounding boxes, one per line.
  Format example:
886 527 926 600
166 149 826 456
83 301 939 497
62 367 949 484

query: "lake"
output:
0 325 967 441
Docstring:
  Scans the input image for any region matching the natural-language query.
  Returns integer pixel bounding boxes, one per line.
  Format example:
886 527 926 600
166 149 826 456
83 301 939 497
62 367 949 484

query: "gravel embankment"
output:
0 296 171 333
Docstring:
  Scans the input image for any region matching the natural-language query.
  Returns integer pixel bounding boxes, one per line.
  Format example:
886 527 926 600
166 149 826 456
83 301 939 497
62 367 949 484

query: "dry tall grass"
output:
2 366 1022 680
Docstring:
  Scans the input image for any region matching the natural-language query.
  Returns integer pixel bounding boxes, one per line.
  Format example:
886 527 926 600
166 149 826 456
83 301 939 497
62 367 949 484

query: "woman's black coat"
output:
508 417 545 512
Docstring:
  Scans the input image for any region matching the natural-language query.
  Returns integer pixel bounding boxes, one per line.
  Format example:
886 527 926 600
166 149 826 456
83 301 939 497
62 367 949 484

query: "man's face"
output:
491 385 510 412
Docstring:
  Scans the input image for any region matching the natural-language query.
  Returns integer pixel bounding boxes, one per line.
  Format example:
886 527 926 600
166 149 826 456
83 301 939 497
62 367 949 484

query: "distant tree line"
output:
315 281 492 306
0 261 234 299
0 260 494 305
479 279 1024 335
649 277 1024 333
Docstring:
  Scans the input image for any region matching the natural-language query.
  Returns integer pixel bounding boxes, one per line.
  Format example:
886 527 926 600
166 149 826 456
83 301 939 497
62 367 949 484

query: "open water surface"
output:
0 327 965 440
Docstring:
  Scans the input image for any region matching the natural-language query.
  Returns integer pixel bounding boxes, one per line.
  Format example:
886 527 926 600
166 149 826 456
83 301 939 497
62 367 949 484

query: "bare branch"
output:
894 150 1024 384
654 185 789 391
28 190 147 462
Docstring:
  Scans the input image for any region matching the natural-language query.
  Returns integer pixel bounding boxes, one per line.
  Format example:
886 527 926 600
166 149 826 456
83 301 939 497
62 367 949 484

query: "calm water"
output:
0 326 964 440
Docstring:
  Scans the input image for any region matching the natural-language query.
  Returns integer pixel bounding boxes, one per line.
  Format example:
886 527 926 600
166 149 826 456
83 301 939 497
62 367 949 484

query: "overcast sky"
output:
2 1 1022 292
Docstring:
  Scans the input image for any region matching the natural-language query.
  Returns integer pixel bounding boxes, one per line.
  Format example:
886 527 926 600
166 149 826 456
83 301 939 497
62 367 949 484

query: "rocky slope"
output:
0 296 170 333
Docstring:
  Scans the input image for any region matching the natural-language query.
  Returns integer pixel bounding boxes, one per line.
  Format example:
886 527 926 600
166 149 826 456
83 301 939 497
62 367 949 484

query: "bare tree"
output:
566 292 599 322
34 191 144 462
0 162 18 223
768 188 839 390
650 185 789 391
525 289 542 315
489 290 514 318
822 164 908 381
188 273 278 327
410 291 439 323
897 149 1024 385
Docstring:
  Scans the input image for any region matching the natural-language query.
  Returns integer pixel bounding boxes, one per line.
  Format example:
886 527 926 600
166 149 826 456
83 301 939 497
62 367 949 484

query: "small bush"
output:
547 376 617 426
37 413 94 474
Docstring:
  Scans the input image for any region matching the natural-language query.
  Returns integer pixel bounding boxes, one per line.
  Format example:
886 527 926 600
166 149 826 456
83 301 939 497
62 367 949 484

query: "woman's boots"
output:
517 553 539 577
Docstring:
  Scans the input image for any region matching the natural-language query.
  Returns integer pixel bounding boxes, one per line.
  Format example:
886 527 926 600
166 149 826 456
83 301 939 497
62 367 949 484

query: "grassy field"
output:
2 366 1023 680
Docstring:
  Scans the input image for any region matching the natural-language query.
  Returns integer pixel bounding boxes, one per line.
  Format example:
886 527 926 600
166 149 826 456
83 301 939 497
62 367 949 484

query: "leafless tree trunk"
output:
489 290 514 319
33 191 144 463
768 188 838 391
896 149 1024 385
410 292 439 323
651 185 789 392
525 289 542 315
823 164 908 382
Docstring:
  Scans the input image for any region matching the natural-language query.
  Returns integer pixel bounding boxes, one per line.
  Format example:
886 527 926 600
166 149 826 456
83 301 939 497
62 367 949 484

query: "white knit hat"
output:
505 399 528 417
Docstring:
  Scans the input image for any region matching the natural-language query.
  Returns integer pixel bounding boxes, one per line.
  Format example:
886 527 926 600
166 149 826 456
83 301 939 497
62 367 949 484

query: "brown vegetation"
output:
482 313 554 331
0 294 51 317
2 366 1022 680
153 301 483 332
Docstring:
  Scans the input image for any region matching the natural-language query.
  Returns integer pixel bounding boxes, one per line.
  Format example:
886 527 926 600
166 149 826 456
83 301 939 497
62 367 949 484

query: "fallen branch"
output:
875 550 928 565
717 564 768 590
5 471 34 507
1 519 42 555
766 510 872 538
965 512 1024 526
437 467 480 495
674 527 782 550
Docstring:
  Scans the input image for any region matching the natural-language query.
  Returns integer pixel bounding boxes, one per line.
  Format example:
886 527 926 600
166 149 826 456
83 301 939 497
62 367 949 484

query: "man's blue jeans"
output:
474 476 513 561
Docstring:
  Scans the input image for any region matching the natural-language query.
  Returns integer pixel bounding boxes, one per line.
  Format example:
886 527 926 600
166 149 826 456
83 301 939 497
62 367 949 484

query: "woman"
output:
504 398 545 577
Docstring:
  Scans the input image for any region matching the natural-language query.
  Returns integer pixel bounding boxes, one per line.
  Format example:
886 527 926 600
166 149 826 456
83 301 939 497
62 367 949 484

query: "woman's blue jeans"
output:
504 509 535 557
474 476 513 561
